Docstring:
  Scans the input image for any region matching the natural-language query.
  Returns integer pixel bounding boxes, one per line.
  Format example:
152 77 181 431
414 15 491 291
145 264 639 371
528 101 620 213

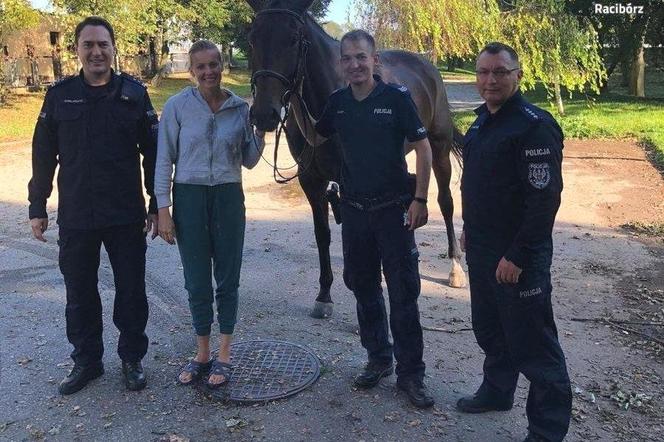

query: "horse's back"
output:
377 50 453 141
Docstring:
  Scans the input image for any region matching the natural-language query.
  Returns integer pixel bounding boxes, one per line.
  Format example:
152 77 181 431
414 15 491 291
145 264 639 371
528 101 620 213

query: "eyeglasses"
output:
475 68 520 78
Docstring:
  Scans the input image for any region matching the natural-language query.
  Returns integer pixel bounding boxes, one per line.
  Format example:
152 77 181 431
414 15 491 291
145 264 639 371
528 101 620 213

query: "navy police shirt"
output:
28 70 158 229
315 75 427 198
461 90 564 268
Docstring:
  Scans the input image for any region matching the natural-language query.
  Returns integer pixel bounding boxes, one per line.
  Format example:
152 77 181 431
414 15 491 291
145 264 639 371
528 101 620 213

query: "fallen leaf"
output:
383 411 400 422
17 357 32 366
48 426 60 436
225 418 244 428
0 421 15 433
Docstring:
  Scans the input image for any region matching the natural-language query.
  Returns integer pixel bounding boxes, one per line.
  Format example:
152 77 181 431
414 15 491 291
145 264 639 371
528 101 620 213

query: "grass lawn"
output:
0 91 45 143
0 69 254 143
148 70 252 109
453 69 664 168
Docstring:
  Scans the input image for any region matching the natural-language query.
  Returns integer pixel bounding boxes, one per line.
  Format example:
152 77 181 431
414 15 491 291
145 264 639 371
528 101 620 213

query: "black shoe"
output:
456 391 513 413
58 363 104 395
352 361 394 389
122 360 147 391
396 378 435 409
523 432 549 442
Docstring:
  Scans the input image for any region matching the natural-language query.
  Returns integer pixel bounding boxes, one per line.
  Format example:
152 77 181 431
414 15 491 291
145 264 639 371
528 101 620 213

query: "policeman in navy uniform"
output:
28 16 158 395
457 42 572 442
295 30 435 408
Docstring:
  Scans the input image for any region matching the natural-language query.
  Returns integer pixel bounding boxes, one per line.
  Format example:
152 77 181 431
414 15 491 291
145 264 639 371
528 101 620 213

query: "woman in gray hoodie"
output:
155 40 265 388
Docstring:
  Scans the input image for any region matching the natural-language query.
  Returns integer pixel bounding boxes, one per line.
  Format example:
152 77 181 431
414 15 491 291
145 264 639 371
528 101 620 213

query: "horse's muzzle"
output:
250 106 281 132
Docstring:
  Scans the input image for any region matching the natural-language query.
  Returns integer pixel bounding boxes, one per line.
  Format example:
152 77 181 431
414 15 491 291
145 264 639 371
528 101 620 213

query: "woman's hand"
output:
158 207 176 245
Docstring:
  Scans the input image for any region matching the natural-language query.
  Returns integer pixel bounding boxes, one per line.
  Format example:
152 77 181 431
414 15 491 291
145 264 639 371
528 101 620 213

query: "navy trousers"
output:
467 246 572 442
340 202 425 381
58 222 149 366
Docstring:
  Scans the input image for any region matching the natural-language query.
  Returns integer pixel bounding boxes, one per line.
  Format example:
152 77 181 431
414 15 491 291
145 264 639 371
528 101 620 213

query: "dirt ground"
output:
0 134 663 442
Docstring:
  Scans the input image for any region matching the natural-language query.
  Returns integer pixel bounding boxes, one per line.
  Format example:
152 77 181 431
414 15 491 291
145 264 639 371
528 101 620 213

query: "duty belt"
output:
341 193 412 212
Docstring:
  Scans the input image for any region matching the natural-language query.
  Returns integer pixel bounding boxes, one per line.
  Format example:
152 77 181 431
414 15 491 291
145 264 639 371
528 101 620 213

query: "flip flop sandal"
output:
206 360 232 390
177 359 212 386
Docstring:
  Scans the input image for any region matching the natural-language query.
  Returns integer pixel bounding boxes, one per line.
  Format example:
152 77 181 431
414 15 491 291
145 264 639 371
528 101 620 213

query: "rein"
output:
250 8 317 184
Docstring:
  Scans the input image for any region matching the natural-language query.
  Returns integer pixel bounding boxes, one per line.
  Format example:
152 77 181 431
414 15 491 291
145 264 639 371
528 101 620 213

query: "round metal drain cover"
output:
206 340 320 403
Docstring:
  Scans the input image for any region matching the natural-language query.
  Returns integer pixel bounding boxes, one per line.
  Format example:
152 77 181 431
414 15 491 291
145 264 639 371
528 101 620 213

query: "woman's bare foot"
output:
207 356 230 386
178 353 210 384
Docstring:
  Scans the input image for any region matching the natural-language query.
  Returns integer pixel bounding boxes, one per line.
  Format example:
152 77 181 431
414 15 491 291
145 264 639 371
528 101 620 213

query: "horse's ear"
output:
245 0 265 12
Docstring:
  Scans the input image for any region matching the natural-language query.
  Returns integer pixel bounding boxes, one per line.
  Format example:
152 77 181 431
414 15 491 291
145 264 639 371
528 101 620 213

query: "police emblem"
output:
528 163 550 189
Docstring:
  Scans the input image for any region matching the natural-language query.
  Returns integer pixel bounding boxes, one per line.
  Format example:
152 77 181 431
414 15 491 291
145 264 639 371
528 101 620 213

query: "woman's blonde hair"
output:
188 40 223 69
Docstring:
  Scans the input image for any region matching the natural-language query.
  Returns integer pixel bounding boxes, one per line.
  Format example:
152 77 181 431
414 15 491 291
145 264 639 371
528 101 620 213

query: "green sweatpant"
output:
173 183 245 336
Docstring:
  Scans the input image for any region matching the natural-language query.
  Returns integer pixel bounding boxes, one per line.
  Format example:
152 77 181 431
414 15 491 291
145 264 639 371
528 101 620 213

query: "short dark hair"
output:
340 30 376 54
188 40 223 69
479 42 519 65
74 16 115 46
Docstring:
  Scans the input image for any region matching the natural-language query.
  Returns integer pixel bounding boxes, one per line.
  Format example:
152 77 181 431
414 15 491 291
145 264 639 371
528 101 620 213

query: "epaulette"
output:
120 73 148 103
48 75 76 90
329 86 346 97
120 72 148 89
519 104 542 122
387 83 410 94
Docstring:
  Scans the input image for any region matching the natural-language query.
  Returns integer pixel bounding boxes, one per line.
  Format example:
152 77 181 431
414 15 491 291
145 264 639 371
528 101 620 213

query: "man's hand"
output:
407 200 428 230
30 218 48 242
459 230 466 252
146 213 159 239
157 208 176 245
255 128 265 139
495 257 522 284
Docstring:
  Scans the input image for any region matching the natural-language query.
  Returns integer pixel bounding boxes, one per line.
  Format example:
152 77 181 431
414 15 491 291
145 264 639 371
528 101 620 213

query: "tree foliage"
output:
0 0 40 102
566 0 663 96
353 0 606 113
0 0 39 38
501 0 606 113
353 0 500 62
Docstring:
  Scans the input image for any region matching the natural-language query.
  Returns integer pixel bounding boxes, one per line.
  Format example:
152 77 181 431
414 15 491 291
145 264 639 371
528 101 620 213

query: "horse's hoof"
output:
449 270 467 288
449 258 467 288
310 301 333 319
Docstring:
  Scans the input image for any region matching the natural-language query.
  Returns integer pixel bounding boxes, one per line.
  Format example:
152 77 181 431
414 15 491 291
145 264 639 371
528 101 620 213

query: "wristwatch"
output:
414 197 427 204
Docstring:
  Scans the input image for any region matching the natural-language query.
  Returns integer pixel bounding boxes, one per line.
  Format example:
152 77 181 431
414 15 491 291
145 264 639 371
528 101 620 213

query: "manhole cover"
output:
205 340 320 403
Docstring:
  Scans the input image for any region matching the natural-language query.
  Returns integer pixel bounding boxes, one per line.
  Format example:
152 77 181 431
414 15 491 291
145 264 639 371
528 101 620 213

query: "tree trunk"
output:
51 47 63 80
620 60 630 87
149 36 158 77
227 46 233 69
628 44 645 97
553 81 565 116
446 56 456 72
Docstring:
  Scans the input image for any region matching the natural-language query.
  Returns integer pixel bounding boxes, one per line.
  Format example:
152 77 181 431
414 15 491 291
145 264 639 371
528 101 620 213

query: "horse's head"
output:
246 0 314 131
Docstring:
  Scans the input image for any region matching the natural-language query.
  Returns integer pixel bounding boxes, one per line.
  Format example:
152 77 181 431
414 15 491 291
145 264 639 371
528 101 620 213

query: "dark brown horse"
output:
246 0 466 318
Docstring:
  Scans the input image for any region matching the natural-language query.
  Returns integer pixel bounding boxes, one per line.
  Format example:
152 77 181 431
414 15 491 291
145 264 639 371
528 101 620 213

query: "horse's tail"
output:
451 125 464 167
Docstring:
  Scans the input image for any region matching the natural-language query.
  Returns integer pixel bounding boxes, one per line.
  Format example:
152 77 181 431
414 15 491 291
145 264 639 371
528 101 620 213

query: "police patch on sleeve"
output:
528 163 551 189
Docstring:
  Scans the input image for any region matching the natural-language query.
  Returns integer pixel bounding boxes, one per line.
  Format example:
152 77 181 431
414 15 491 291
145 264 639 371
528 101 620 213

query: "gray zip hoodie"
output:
154 86 265 208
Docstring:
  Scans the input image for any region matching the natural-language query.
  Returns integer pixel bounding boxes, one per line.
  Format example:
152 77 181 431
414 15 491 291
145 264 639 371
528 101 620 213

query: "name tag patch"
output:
528 163 551 189
525 147 551 158
374 108 392 115
519 287 542 298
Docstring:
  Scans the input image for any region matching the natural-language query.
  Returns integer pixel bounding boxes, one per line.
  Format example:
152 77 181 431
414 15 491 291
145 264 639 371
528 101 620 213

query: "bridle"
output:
250 8 316 184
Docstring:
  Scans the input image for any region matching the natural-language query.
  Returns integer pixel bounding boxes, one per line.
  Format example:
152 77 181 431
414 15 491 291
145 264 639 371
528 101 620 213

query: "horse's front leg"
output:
299 170 334 318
